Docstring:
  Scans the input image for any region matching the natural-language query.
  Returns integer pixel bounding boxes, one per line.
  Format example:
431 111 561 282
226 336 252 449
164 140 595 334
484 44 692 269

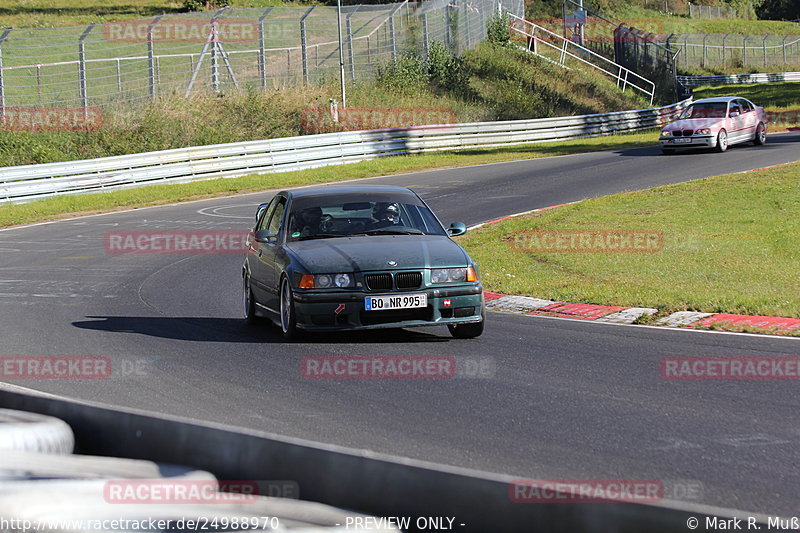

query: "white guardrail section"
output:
0 99 690 204
678 71 800 86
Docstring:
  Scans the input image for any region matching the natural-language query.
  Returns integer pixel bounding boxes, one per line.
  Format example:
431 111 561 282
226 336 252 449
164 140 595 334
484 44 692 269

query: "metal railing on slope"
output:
507 14 656 105
0 99 691 204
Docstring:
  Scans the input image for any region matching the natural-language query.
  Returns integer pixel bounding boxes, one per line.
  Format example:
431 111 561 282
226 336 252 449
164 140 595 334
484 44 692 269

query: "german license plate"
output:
674 138 691 143
365 293 427 311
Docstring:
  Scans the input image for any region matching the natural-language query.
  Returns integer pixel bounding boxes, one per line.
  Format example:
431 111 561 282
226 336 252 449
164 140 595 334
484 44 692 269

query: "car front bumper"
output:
292 284 484 331
660 135 715 149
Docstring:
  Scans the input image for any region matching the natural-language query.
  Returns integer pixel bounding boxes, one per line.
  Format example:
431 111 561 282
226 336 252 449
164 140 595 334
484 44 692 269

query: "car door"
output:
248 198 278 306
259 196 287 312
728 101 747 144
738 99 757 138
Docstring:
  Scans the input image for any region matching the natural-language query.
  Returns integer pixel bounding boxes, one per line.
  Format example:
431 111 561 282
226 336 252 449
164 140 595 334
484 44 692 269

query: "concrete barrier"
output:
0 388 770 532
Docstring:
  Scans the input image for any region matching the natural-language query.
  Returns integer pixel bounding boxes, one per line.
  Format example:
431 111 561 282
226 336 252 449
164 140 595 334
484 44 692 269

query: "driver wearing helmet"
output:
295 206 324 237
370 202 401 230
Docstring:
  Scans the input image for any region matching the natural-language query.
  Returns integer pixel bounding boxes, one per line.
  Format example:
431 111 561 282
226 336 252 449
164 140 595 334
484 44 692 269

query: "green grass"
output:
457 161 800 319
0 130 658 228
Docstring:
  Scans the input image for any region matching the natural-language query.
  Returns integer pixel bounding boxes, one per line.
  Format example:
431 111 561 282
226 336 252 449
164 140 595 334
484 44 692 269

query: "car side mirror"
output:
447 222 467 237
254 229 277 243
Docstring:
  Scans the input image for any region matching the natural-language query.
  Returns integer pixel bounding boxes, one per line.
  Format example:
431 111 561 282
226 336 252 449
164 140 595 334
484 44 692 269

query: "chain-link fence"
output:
688 5 737 18
669 34 800 68
614 25 679 101
0 0 523 115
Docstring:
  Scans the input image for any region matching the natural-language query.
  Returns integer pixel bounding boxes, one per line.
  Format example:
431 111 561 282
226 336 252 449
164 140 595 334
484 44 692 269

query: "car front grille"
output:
365 273 393 291
364 271 423 291
395 271 422 289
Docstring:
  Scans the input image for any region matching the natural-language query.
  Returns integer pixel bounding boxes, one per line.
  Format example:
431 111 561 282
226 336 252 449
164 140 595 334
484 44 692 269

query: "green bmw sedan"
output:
242 186 485 340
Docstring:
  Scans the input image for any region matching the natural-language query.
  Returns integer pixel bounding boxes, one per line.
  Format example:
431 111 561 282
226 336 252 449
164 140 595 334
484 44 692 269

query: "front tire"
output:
280 277 299 340
753 122 766 145
243 273 257 325
715 129 728 153
448 310 484 339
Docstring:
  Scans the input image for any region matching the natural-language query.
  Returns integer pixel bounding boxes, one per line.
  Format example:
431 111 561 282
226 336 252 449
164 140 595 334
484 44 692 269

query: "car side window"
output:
257 200 276 231
267 198 286 235
740 100 753 113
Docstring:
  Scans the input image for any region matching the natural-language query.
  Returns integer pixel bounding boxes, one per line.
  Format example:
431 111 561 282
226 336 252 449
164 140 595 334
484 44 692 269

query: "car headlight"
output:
695 128 710 135
298 273 354 288
431 267 478 283
661 130 671 137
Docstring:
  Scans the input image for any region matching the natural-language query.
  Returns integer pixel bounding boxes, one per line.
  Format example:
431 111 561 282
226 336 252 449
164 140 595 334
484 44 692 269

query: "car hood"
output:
286 234 469 273
665 118 724 131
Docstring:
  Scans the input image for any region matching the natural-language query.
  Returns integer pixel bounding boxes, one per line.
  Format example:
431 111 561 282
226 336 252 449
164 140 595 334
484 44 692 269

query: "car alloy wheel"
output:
754 122 766 145
716 129 728 153
280 277 298 340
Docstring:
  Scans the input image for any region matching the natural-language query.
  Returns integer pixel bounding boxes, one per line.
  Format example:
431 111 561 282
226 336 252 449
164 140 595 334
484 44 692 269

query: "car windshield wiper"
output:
294 233 355 241
363 228 425 235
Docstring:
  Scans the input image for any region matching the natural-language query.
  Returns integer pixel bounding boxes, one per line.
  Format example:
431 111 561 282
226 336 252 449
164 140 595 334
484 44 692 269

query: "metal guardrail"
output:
0 99 691 204
508 14 657 105
678 71 800 86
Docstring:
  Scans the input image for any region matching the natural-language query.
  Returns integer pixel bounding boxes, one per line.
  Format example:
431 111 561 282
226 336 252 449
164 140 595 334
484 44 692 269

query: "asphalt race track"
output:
1 136 799 516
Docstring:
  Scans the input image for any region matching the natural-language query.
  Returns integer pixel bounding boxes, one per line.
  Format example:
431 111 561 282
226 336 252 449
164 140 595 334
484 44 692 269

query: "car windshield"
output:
679 103 728 119
286 196 447 241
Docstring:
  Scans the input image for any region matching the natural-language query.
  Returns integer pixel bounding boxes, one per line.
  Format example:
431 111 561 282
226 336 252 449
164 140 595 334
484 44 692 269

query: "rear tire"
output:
715 129 728 153
280 277 299 341
753 122 766 145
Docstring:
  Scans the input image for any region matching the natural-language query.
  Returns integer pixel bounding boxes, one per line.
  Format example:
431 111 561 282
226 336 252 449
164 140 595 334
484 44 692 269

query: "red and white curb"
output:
483 291 800 335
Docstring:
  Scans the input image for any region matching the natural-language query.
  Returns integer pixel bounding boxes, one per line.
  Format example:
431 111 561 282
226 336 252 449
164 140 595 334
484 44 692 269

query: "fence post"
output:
782 35 788 64
702 33 707 68
390 11 397 63
0 28 12 120
464 0 472 50
444 3 451 51
258 7 273 90
300 6 314 84
422 13 429 58
763 34 768 66
78 23 96 119
346 7 358 81
147 15 163 99
721 33 728 66
742 35 747 66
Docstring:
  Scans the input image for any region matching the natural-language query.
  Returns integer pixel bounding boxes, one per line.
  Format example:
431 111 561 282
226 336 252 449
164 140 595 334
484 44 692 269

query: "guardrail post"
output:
147 15 163 99
346 7 358 81
300 7 314 84
258 8 274 90
78 24 96 120
0 28 12 120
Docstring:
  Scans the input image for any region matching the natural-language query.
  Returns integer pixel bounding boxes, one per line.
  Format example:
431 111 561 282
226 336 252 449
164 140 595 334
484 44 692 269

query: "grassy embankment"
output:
457 161 800 324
